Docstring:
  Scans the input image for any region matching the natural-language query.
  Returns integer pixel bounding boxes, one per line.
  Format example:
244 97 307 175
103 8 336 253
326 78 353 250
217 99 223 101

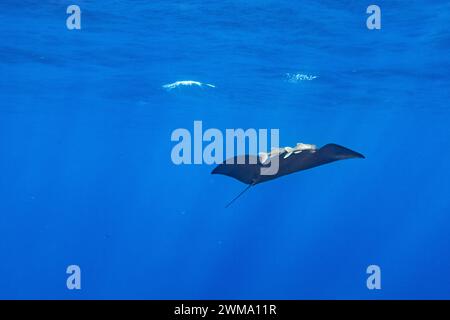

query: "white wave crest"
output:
162 80 216 91
286 73 318 82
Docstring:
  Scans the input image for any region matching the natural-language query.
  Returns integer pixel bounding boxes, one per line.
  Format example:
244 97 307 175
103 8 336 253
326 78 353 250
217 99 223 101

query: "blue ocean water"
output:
0 0 449 299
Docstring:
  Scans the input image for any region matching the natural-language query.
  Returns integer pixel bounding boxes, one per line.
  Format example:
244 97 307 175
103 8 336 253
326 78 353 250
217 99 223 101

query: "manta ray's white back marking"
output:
162 80 216 91
284 143 317 158
260 143 317 161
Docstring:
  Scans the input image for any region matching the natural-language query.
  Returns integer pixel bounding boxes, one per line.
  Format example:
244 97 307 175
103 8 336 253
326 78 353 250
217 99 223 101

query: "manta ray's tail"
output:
225 183 254 208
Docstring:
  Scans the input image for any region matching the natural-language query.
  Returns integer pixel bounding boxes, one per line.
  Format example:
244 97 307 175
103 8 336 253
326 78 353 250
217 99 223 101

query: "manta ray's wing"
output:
317 143 365 160
212 144 364 185
211 155 260 185
257 143 364 183
260 143 365 182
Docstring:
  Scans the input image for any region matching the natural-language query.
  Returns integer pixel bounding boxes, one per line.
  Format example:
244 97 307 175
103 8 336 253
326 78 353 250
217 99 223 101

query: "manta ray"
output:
212 143 365 207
